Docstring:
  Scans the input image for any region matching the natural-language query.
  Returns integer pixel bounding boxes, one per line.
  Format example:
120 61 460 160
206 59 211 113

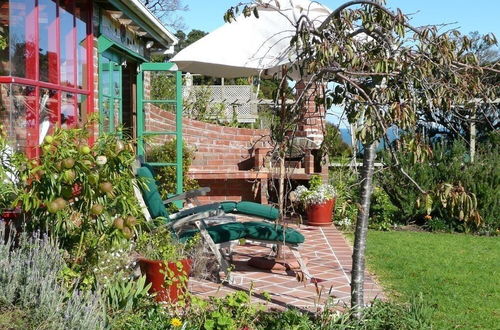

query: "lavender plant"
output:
0 223 105 328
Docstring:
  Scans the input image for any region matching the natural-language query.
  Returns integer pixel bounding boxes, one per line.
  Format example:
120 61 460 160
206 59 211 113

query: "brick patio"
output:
189 218 384 311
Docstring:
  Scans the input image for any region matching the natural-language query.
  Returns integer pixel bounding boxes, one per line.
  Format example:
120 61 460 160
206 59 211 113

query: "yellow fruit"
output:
90 204 104 215
122 226 133 239
124 216 137 227
54 198 67 210
79 145 91 155
62 158 75 169
99 182 113 193
63 169 76 184
44 135 54 144
113 217 124 230
47 201 60 213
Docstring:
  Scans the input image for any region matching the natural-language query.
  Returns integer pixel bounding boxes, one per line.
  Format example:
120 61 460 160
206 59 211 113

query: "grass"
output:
362 231 500 329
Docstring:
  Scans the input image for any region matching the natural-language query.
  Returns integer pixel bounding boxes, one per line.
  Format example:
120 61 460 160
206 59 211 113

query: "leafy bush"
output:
330 166 359 231
320 122 352 161
0 224 105 328
369 187 399 231
0 125 18 210
147 138 199 198
379 137 499 233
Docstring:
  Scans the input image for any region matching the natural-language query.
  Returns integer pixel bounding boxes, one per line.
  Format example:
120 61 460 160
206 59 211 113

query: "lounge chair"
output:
133 165 311 282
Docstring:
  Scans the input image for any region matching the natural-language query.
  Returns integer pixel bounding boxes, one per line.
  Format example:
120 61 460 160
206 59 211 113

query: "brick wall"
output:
146 106 272 203
146 106 271 173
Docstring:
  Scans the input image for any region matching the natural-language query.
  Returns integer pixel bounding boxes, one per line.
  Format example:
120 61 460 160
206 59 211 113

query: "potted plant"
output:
134 225 197 303
293 174 336 226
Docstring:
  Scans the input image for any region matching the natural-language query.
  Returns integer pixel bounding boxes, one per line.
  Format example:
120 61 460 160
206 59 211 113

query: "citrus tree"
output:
226 0 499 315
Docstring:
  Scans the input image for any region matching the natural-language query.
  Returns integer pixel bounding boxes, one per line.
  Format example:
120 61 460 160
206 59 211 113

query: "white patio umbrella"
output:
171 0 331 79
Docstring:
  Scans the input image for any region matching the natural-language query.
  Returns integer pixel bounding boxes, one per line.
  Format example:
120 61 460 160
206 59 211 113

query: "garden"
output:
1 0 499 329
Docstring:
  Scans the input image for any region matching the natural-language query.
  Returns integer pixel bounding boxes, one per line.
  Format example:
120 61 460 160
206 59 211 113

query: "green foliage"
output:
7 127 143 288
147 138 199 198
135 225 198 263
330 166 358 230
364 230 500 329
104 275 151 313
320 122 352 161
0 33 6 50
0 125 18 210
0 224 105 328
379 138 499 233
369 187 398 231
187 291 264 329
184 86 228 124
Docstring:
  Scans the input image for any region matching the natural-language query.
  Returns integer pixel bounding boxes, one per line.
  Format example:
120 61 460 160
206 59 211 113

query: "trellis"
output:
184 85 258 123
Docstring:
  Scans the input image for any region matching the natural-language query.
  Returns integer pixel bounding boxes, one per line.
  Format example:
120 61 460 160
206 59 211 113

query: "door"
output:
137 62 183 196
99 55 122 135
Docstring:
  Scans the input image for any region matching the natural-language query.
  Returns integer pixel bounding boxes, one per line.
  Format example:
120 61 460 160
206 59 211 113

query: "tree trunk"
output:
351 141 377 317
470 109 476 163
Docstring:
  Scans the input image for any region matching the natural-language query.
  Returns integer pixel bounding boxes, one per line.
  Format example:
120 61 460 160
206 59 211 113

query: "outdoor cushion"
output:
136 166 170 219
243 221 305 245
236 201 279 220
178 222 247 244
219 201 238 213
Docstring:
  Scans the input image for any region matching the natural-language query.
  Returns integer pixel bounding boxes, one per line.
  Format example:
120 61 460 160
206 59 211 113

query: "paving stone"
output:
189 218 384 311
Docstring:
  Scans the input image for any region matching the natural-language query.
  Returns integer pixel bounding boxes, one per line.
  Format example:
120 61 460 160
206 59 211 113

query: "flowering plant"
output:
293 175 336 206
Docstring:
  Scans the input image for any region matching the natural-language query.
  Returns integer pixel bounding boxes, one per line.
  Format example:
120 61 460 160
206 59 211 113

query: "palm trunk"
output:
351 141 377 317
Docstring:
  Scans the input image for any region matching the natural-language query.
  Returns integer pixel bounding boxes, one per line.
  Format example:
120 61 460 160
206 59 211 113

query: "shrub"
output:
147 138 199 198
0 223 105 328
379 137 499 233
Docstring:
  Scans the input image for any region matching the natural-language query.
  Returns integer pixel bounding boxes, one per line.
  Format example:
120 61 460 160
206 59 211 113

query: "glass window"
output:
39 0 58 84
75 1 89 90
0 0 9 75
39 88 59 141
77 94 87 123
60 0 75 87
61 91 76 128
6 84 37 156
9 0 36 79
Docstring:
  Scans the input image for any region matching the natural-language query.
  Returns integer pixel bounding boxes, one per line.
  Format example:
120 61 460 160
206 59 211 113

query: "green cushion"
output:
235 202 279 220
136 167 169 219
178 222 247 244
219 201 238 213
243 221 305 245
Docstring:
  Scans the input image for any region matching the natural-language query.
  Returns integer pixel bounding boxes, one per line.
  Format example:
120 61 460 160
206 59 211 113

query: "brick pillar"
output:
295 80 325 147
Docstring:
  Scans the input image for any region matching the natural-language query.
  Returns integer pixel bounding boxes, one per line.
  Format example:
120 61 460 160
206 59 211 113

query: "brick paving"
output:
189 218 384 311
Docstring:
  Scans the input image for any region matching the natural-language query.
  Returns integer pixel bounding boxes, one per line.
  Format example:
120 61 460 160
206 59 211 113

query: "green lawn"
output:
363 231 500 329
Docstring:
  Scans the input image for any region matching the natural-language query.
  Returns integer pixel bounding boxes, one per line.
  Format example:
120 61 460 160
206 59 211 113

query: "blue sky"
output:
181 1 499 127
183 0 499 36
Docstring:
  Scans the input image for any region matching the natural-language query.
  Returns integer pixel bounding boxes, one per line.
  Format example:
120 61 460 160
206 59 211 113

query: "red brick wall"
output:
146 107 272 204
146 107 271 173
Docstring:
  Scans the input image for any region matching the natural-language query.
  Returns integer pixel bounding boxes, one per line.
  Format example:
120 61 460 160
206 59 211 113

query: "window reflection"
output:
4 85 37 156
9 0 36 79
75 1 89 89
39 88 58 142
39 0 58 84
61 91 76 128
60 0 75 87
0 0 9 75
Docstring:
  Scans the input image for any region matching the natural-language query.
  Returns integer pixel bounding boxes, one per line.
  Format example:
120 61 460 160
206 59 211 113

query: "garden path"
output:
189 217 384 311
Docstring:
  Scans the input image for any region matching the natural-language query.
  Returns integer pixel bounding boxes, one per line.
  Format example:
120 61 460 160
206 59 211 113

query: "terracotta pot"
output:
138 258 192 303
306 199 335 226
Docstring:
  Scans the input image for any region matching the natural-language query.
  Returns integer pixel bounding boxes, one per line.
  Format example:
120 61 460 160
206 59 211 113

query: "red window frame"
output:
0 0 94 157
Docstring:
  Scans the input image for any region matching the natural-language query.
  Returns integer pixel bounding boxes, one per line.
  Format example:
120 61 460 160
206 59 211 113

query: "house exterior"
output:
0 0 327 204
0 0 180 158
